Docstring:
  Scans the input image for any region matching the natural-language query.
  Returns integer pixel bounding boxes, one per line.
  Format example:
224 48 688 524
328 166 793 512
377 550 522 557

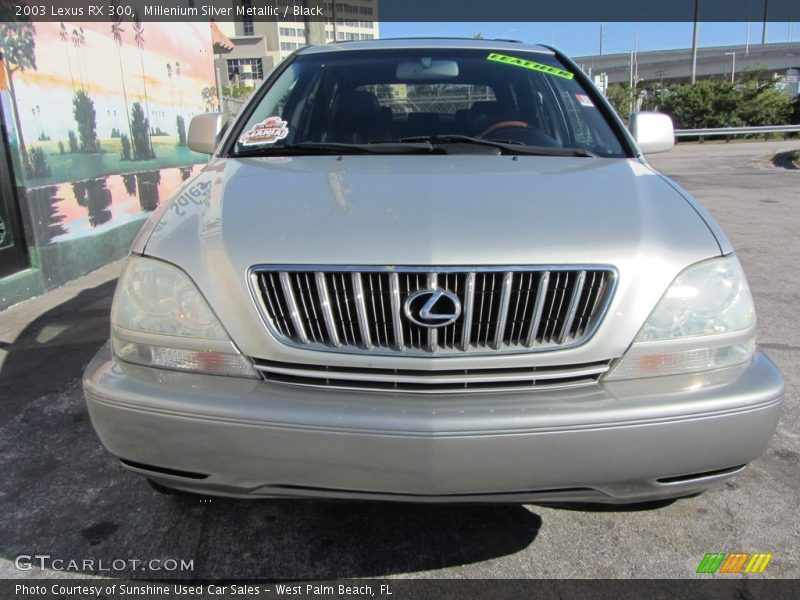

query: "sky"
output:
380 22 799 57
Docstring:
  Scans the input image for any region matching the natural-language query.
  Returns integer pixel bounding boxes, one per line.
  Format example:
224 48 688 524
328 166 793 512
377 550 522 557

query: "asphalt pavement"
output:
0 140 797 579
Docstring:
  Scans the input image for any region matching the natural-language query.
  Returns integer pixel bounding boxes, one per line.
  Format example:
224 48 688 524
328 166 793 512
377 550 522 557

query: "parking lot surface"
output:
0 140 797 579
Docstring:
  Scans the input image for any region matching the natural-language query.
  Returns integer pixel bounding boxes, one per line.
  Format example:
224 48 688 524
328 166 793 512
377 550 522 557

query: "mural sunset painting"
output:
0 16 219 303
2 19 216 239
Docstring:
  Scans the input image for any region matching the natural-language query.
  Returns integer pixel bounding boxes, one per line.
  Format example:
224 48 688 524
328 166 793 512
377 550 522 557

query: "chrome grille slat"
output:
559 270 586 344
352 272 372 350
494 272 514 349
427 273 438 353
253 358 612 394
279 272 308 344
315 272 340 348
389 273 405 351
526 271 550 347
460 272 476 351
252 266 615 357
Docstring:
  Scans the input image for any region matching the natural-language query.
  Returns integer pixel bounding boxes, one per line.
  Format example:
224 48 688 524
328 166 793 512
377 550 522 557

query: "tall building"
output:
215 0 380 87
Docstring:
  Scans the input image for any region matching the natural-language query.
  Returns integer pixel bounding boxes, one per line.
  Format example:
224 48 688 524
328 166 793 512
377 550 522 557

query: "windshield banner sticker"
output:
486 53 574 80
239 116 290 146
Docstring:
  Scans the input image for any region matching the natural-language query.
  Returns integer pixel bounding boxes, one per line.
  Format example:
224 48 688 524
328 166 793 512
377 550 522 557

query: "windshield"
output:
229 48 628 158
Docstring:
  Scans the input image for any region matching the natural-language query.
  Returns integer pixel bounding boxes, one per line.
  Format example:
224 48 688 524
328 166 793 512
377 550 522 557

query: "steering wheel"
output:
479 120 530 139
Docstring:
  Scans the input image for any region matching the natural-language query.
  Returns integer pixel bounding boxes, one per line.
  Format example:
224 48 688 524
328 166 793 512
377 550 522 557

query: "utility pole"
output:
691 0 700 84
745 0 751 54
762 0 768 44
724 51 736 82
629 49 634 116
599 23 604 56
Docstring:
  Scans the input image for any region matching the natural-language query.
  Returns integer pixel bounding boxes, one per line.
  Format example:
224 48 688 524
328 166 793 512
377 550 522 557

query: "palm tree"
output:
71 28 84 91
166 62 174 133
111 8 134 145
59 23 75 93
0 20 38 168
78 27 90 94
133 13 153 153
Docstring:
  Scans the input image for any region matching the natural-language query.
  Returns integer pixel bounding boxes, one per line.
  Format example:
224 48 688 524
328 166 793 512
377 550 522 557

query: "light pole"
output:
724 51 736 82
691 0 701 83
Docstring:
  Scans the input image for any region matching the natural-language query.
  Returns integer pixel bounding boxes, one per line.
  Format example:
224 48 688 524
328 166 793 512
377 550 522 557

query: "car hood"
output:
142 155 720 267
137 155 723 364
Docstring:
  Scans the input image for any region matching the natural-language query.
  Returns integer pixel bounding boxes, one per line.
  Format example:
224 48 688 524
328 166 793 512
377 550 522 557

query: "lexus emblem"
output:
404 289 462 328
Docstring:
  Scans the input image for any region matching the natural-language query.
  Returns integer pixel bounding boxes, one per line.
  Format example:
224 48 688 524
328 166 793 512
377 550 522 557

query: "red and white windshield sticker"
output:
575 94 595 107
239 116 289 146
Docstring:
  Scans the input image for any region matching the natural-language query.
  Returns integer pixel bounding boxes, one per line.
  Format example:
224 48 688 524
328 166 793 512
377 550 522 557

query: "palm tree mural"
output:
166 62 175 133
0 20 38 168
59 23 76 93
71 27 85 91
110 7 134 148
78 27 89 94
133 13 153 154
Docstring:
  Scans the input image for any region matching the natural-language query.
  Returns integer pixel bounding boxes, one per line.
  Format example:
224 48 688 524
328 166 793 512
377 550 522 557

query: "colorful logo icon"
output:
696 552 773 574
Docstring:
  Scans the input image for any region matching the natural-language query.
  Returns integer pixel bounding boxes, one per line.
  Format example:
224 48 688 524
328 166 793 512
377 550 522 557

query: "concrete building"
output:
215 0 380 86
575 41 800 91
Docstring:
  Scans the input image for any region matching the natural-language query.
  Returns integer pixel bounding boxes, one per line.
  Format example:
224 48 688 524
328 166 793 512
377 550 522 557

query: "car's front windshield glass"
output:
229 48 628 157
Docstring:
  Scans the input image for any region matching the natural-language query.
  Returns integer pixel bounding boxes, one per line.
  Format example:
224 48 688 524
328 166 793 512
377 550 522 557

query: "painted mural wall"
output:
0 19 216 304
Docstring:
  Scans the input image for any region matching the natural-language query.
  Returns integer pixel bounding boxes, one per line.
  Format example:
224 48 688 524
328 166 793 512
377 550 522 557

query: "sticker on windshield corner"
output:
486 53 574 80
239 116 289 146
575 94 594 107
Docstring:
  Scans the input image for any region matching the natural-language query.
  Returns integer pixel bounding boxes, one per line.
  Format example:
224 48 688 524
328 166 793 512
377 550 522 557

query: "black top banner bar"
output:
1 0 800 23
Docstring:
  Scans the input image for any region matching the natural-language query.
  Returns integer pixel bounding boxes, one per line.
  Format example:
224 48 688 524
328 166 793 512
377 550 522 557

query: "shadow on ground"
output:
0 279 542 578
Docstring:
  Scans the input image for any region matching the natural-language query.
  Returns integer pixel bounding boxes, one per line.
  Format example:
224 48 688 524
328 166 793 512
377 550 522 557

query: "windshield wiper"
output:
232 141 437 157
374 135 599 157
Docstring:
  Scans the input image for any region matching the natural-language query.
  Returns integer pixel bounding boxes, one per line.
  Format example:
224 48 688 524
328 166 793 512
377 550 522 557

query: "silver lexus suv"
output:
83 39 784 504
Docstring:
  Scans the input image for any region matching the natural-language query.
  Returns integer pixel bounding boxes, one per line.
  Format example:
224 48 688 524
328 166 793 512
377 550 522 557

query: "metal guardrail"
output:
675 124 800 141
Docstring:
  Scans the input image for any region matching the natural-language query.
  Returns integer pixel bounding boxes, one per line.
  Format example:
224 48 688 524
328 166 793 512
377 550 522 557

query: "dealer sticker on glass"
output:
239 116 289 146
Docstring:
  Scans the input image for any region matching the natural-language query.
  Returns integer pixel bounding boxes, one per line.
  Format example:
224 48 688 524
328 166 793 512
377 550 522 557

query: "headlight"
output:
606 255 756 380
111 256 258 378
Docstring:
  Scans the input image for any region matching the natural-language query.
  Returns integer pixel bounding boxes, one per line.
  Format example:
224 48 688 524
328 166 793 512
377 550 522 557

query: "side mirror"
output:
629 111 675 154
188 113 228 155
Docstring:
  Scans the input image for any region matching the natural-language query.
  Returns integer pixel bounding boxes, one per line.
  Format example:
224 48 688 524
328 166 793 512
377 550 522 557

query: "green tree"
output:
176 115 187 147
59 22 76 93
660 78 792 130
604 84 635 118
25 145 51 178
111 6 134 146
222 85 255 100
0 18 38 168
130 102 155 160
73 90 101 152
659 80 741 129
737 78 792 126
120 133 132 160
68 130 79 153
133 13 153 154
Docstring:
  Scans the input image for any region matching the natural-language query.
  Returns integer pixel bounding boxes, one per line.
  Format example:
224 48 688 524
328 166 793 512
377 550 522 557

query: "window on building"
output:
227 57 264 84
240 0 254 36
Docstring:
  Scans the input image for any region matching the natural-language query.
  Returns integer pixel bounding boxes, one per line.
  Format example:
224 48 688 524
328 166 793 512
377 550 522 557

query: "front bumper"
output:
83 344 783 503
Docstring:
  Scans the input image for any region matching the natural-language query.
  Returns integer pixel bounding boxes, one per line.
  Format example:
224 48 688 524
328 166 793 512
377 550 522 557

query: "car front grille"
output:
251 358 612 394
249 266 616 357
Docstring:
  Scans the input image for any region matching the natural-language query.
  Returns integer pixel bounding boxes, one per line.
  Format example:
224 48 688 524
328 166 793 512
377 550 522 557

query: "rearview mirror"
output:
188 113 228 155
396 58 459 80
629 111 675 154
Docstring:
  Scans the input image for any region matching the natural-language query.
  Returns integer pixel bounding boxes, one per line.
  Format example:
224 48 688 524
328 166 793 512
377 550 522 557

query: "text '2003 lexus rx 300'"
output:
83 39 783 504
